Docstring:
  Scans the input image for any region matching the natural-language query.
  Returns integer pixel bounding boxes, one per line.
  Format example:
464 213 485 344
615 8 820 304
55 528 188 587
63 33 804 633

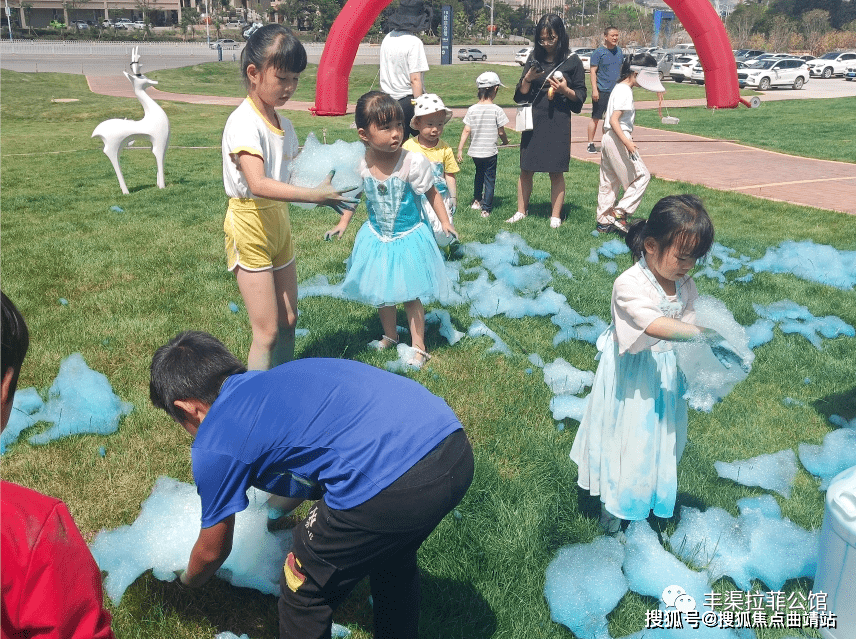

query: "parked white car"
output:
846 63 856 81
130 20 147 29
690 63 705 85
807 51 856 78
115 18 133 28
670 54 699 83
738 58 810 90
515 47 532 65
570 47 595 71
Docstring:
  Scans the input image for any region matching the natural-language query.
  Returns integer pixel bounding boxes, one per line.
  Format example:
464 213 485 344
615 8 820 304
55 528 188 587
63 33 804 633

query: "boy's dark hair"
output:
1 291 29 398
355 91 404 131
150 331 247 423
533 14 569 65
477 86 498 100
241 24 307 88
626 194 714 261
619 52 658 82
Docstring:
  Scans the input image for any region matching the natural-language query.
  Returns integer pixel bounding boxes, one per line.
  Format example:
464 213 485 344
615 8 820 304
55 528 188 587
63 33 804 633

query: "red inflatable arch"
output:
312 0 748 116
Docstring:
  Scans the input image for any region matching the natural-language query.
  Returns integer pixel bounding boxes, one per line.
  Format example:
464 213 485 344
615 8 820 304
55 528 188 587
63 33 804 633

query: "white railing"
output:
0 40 213 54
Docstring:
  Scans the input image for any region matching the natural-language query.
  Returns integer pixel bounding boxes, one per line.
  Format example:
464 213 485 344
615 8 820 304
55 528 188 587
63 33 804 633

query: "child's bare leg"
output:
266 494 304 516
270 261 298 367
404 299 426 353
235 266 279 370
378 305 400 343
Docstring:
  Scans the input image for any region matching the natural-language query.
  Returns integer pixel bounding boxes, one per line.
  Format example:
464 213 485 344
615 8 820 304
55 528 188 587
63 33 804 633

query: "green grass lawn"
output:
1 68 855 639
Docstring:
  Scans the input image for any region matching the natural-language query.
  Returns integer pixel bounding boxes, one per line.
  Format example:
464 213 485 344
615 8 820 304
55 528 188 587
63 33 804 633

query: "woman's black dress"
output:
514 54 587 173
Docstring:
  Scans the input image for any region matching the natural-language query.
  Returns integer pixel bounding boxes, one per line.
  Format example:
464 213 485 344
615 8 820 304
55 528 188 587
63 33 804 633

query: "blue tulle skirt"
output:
570 328 688 521
341 220 451 307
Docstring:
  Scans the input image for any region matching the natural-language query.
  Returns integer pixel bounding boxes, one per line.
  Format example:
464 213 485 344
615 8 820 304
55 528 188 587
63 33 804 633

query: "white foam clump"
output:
714 448 799 498
288 132 364 209
668 501 818 591
695 242 752 286
551 306 608 346
90 476 292 605
297 274 348 300
798 427 856 489
829 414 856 429
425 309 465 345
543 358 594 423
749 240 856 290
544 536 628 639
1 387 43 453
744 318 775 349
673 296 754 412
543 358 595 395
459 230 549 269
466 320 512 356
753 299 854 350
24 353 133 447
550 395 589 422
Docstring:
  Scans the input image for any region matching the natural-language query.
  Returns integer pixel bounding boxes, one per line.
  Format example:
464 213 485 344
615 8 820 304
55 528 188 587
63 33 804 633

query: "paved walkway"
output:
86 75 856 215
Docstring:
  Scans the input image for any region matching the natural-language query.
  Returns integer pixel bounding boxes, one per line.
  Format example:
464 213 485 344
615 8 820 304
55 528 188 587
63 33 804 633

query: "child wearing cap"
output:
596 52 664 235
457 71 510 218
403 93 460 248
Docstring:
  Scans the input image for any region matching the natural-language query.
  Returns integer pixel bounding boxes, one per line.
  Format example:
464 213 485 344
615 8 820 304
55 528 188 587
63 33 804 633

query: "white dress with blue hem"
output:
570 257 698 521
341 151 451 307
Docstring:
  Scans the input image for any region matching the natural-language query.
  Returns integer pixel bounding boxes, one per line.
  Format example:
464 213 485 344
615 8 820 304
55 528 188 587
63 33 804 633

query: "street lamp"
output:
205 0 210 46
489 0 493 46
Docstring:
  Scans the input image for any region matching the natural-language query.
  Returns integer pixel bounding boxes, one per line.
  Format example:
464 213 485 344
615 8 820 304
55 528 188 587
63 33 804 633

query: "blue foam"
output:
550 394 589 423
425 309 465 345
466 320 512 356
544 536 628 639
1 387 44 453
749 240 856 290
90 477 292 604
673 296 754 412
288 133 364 209
714 449 799 498
752 300 854 350
668 503 818 591
543 358 595 396
798 428 856 489
17 354 133 447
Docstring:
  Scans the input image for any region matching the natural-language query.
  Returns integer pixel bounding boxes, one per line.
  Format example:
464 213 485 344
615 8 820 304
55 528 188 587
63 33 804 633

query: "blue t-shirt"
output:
192 358 462 527
591 45 624 91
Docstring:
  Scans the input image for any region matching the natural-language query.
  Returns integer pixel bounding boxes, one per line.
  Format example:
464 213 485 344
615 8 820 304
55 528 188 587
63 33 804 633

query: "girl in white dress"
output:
571 194 730 534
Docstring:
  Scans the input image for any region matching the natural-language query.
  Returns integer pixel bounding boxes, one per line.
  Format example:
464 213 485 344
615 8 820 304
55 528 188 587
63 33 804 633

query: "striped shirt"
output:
462 103 509 159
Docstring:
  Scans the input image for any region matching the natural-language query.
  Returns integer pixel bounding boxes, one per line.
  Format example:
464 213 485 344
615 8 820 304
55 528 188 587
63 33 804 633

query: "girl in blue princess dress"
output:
326 91 458 369
571 194 739 535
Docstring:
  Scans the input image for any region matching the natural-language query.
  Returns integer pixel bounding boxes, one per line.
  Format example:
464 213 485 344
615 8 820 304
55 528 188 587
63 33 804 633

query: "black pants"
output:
279 429 474 639
472 155 498 212
398 94 418 140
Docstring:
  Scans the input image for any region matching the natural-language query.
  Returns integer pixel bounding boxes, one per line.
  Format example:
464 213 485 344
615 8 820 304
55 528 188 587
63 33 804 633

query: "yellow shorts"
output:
224 197 295 272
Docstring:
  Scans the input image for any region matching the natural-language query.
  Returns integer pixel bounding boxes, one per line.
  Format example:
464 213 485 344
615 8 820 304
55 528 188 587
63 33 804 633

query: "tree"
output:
767 13 796 51
726 3 763 48
802 8 830 54
179 7 200 39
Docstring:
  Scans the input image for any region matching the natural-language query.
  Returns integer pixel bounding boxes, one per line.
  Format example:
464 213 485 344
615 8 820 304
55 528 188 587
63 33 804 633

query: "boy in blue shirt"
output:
149 331 473 639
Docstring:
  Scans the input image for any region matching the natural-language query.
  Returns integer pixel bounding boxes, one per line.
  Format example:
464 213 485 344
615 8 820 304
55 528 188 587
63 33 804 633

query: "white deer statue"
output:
92 47 170 194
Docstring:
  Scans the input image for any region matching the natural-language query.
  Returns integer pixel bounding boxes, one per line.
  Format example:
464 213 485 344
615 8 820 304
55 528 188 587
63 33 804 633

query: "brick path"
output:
86 75 856 216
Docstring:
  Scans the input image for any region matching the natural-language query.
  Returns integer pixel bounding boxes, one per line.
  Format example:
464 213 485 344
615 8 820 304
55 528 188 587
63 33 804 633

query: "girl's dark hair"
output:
477 85 499 100
355 91 404 131
626 194 714 261
618 52 658 83
241 24 307 88
150 331 247 423
1 291 29 399
533 14 569 64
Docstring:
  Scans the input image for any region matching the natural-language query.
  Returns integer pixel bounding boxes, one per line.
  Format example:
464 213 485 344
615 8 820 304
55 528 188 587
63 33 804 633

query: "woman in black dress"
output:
507 14 586 228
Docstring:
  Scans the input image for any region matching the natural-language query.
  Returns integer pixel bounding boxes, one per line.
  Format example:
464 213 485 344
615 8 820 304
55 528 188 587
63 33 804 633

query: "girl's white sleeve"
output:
679 276 699 326
407 152 437 196
612 267 666 354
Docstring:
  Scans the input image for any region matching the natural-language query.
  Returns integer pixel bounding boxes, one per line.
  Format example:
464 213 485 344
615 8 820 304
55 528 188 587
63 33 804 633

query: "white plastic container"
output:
815 465 856 639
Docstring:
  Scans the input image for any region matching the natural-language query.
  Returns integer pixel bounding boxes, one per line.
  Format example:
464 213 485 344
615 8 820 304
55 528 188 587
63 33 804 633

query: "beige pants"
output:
596 129 651 224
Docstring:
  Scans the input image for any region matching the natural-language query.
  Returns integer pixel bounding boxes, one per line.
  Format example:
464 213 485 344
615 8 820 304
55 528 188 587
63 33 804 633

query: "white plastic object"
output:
661 116 680 125
815 465 856 639
553 70 564 80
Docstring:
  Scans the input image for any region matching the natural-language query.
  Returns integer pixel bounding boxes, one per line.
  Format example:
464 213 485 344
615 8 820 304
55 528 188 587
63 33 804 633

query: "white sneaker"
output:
506 211 526 223
550 216 562 229
470 200 481 210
